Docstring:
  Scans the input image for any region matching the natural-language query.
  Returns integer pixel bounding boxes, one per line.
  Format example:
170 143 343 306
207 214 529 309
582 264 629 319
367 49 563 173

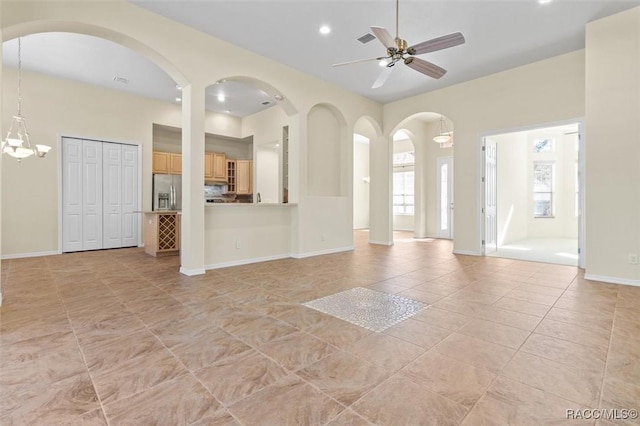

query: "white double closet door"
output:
62 137 139 252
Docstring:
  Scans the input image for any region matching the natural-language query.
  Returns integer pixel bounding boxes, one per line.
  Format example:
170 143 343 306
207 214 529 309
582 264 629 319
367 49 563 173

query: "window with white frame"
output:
533 161 554 217
393 151 415 214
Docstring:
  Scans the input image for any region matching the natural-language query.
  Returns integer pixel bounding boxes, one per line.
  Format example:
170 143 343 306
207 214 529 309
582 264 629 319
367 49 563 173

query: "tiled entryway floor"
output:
1 231 639 425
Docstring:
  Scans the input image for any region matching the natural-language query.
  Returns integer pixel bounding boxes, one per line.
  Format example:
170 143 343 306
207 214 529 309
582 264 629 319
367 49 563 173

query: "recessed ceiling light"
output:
217 94 225 102
538 0 552 4
274 94 284 101
175 84 182 90
276 143 280 147
225 110 231 114
319 25 331 35
175 97 182 102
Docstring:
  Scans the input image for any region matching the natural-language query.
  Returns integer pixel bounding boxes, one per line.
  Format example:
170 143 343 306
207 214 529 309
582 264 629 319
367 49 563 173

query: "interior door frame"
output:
478 118 585 267
58 134 143 254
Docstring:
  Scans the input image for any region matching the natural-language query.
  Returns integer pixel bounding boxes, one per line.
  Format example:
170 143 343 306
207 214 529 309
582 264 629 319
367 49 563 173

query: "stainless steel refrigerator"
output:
153 174 182 210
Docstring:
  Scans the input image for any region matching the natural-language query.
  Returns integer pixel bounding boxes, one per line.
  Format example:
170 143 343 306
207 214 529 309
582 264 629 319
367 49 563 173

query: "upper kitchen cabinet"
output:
153 151 169 174
153 151 181 175
236 160 253 195
213 152 227 180
170 153 182 174
205 152 227 181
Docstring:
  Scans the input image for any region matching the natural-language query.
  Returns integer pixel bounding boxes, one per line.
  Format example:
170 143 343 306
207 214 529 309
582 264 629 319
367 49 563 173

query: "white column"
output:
179 84 206 275
369 134 393 245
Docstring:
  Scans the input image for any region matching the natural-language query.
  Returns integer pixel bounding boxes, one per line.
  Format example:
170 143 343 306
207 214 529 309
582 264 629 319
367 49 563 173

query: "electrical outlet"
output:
629 253 638 265
236 240 241 249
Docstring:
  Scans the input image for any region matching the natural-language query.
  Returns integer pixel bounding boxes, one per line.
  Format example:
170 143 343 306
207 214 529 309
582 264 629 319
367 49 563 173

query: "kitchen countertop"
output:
205 203 297 207
139 210 181 214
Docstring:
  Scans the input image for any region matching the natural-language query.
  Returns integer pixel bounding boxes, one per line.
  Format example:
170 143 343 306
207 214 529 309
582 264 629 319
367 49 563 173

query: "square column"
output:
179 84 205 275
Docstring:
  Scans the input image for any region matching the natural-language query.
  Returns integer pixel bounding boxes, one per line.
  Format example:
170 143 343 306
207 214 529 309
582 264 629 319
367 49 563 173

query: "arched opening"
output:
1 30 186 258
201 76 298 205
306 103 348 197
389 112 454 242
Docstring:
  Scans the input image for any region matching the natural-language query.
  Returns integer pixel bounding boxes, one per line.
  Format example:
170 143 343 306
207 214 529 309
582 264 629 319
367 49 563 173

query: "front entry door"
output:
437 156 454 239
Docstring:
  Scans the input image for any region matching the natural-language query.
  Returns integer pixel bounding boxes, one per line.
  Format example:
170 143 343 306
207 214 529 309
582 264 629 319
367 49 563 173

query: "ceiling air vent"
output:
112 76 129 84
261 101 271 106
357 33 376 44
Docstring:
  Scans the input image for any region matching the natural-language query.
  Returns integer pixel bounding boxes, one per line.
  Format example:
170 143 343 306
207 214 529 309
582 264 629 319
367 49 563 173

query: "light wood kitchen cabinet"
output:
205 152 226 181
152 151 170 174
144 212 180 257
226 160 236 192
169 153 182 174
204 152 214 179
153 151 182 175
213 152 227 180
236 160 253 195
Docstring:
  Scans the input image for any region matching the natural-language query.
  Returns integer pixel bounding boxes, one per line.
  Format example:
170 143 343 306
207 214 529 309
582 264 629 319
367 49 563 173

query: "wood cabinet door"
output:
204 153 214 179
170 153 182 175
226 160 236 193
213 152 227 180
236 160 253 194
152 152 170 174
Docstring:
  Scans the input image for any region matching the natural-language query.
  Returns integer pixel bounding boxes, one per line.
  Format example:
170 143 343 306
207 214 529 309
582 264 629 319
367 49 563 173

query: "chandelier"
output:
433 115 452 145
1 38 51 161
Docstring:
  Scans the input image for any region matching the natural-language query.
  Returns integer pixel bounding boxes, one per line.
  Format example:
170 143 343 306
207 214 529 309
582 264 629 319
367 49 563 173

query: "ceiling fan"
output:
333 0 465 89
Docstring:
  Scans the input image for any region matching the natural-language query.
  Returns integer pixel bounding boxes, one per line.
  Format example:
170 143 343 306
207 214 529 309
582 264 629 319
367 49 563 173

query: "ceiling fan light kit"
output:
332 0 465 89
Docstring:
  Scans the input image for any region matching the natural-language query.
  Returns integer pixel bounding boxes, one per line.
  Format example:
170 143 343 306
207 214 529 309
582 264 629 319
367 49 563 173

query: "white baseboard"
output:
179 267 206 276
369 240 393 246
291 246 354 259
205 253 291 270
0 292 3 306
453 249 482 256
584 273 640 287
1 250 60 260
393 227 414 232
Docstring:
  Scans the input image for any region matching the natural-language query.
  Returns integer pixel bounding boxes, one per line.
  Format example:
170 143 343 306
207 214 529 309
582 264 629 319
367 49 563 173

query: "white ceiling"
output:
3 0 640 116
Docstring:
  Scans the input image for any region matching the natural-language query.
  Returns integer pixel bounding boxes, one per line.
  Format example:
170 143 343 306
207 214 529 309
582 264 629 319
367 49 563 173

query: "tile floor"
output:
1 230 639 425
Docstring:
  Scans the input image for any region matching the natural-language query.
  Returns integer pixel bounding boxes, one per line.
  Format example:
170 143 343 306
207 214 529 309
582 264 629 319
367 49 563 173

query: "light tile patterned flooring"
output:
1 230 639 425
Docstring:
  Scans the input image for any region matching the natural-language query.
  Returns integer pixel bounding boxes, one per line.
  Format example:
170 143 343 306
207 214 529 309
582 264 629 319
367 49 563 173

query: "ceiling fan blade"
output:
371 26 397 51
404 57 447 79
408 32 465 55
332 56 386 67
372 65 395 89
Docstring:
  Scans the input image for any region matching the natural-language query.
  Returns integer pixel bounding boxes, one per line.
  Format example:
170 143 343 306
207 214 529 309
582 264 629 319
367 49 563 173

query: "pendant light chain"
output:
17 37 22 117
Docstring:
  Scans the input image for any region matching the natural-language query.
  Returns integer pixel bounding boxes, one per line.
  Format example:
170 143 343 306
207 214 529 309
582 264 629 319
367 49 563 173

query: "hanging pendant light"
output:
433 115 452 145
1 38 51 162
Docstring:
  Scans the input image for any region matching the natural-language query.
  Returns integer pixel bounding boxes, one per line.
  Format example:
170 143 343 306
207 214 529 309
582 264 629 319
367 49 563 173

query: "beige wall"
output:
353 137 370 229
585 7 640 283
383 50 585 254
